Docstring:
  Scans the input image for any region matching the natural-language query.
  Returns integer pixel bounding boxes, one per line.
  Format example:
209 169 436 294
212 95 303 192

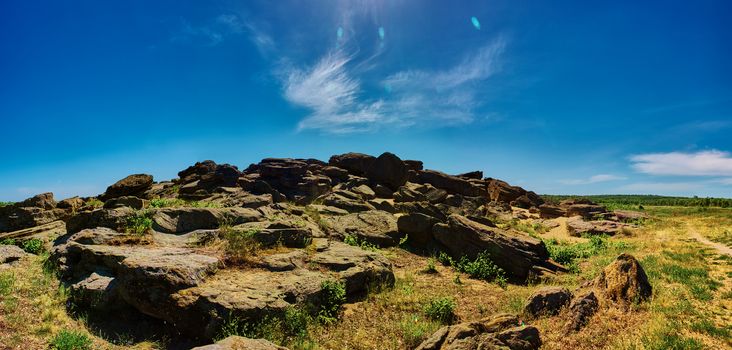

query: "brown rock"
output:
328 153 376 176
566 216 631 236
191 336 288 350
594 253 652 305
565 292 599 331
364 152 409 190
103 196 148 210
416 314 541 350
396 213 440 247
523 287 572 318
321 210 400 246
101 174 154 200
415 170 487 197
17 192 57 210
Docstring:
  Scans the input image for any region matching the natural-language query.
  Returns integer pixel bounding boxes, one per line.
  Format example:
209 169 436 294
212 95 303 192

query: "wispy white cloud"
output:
171 14 246 46
714 178 732 185
630 150 732 176
280 38 506 133
560 174 627 185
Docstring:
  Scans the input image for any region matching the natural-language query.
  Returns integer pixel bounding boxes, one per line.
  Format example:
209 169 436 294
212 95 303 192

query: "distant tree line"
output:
542 194 732 208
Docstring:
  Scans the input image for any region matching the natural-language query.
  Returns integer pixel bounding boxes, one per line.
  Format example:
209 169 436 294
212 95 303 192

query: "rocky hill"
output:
0 152 652 349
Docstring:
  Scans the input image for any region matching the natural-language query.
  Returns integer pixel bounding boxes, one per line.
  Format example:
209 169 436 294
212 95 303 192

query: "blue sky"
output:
1 0 731 201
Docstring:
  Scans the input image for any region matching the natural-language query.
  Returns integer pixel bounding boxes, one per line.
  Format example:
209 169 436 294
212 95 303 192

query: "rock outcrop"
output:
101 174 154 200
416 314 541 350
192 336 288 350
432 215 563 281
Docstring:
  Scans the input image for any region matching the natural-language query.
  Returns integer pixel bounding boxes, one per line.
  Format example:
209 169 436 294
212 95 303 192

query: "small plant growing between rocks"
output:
399 314 440 349
49 329 92 350
423 297 456 324
221 227 261 265
423 258 438 274
437 251 507 287
125 211 153 235
343 234 379 252
318 280 346 323
85 198 104 209
21 238 44 255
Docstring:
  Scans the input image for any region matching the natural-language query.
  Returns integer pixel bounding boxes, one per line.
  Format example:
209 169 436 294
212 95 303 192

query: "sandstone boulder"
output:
151 208 262 234
565 291 599 332
364 152 409 190
566 217 631 236
328 153 376 176
321 210 400 246
415 170 487 197
396 213 440 247
432 215 561 281
594 253 652 305
178 161 241 199
319 191 375 213
17 192 57 210
523 287 572 318
416 313 541 350
0 245 27 267
103 196 147 210
192 336 288 350
57 197 85 211
538 204 565 219
66 207 135 234
101 174 154 200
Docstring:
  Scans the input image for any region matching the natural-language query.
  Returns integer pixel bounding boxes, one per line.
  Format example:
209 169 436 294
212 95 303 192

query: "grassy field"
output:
1 206 731 349
542 194 732 210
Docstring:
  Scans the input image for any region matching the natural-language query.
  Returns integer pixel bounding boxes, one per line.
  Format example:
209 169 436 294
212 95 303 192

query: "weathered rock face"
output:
456 171 483 180
432 215 561 281
566 216 631 236
318 190 375 213
397 212 440 247
192 336 288 350
415 170 487 197
538 204 565 219
66 207 135 234
151 208 262 234
178 161 241 200
0 245 27 267
0 220 66 247
416 314 541 350
394 183 448 204
57 197 84 211
364 152 409 190
17 192 57 210
523 287 573 318
594 253 652 305
101 174 154 200
170 240 393 338
103 196 148 210
612 210 649 223
328 153 376 176
321 210 400 246
253 158 332 203
559 199 606 220
565 292 599 332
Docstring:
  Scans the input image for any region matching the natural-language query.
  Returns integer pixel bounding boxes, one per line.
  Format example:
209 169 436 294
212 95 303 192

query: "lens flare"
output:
378 26 385 40
337 26 343 39
471 16 481 30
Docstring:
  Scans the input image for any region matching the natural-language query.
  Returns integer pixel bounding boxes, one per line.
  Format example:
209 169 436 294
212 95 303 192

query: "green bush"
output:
221 227 261 264
125 211 153 235
423 297 456 324
319 280 346 322
423 258 438 274
22 238 44 254
49 330 92 350
437 251 507 286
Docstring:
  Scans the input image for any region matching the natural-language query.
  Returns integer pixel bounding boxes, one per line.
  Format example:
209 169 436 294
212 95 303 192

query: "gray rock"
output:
322 210 400 246
523 286 573 318
101 174 154 200
191 336 289 350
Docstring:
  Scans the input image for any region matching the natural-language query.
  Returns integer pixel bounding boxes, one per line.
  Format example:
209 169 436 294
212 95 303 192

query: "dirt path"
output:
687 224 732 257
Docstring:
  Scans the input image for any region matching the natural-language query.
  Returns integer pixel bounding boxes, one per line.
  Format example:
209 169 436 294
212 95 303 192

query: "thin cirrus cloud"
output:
171 14 245 46
559 174 627 185
630 150 732 176
280 38 506 133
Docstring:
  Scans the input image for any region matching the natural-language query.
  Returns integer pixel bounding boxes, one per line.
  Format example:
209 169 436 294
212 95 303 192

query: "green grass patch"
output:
125 211 153 235
423 297 456 324
49 330 92 350
437 251 507 287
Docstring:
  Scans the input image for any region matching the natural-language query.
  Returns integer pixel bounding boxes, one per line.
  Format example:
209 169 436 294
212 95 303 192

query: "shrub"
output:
437 251 507 286
49 330 92 350
85 198 103 209
423 297 456 324
222 227 261 265
125 211 153 235
319 280 346 322
22 238 44 254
